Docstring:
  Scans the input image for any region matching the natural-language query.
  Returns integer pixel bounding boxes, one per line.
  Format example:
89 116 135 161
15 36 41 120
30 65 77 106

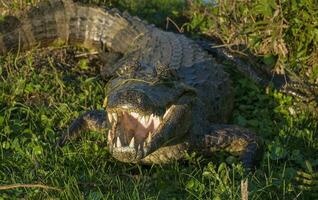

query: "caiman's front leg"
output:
201 125 262 170
58 110 108 146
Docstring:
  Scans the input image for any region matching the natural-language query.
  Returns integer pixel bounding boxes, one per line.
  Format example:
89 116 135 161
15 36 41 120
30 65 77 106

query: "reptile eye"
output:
117 61 141 77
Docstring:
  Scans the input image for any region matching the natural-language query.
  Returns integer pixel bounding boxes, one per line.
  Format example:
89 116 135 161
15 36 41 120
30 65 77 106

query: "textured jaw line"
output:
107 106 174 161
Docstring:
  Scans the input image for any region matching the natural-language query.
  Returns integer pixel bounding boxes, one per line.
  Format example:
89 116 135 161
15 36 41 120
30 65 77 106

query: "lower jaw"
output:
111 147 148 163
112 154 140 163
111 143 188 164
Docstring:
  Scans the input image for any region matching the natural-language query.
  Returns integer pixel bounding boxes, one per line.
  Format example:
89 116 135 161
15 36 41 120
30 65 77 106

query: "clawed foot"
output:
56 110 108 147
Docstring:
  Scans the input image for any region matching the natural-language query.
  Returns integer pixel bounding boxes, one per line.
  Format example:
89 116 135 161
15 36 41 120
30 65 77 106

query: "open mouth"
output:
107 106 174 161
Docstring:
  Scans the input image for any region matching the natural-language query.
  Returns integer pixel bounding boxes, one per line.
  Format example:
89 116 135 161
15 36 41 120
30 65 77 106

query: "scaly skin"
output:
0 0 262 169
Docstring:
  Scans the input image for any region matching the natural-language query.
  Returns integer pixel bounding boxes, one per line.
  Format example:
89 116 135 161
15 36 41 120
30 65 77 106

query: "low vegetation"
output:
0 0 317 199
186 0 318 82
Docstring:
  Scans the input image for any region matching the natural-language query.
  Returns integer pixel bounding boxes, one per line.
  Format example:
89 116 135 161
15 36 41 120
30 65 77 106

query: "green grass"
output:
185 0 318 83
0 0 318 199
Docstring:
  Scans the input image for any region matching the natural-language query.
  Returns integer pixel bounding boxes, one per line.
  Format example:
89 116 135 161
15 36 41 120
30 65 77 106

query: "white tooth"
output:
163 107 173 119
116 137 121 147
138 115 143 125
143 140 147 148
144 115 150 125
153 116 161 129
112 113 118 122
131 112 139 119
108 113 113 123
163 112 168 119
141 116 147 126
129 137 135 148
147 132 152 144
138 144 142 151
141 141 145 149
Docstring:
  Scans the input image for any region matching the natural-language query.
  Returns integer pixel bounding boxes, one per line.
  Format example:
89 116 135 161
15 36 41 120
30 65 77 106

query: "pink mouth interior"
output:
108 106 175 150
113 111 161 144
121 112 154 139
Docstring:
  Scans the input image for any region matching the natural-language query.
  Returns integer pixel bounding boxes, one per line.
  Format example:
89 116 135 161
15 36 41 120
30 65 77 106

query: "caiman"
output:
0 0 262 168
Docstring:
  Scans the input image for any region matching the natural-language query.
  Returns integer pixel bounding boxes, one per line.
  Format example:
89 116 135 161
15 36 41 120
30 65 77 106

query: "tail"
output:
196 38 318 102
0 0 148 54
